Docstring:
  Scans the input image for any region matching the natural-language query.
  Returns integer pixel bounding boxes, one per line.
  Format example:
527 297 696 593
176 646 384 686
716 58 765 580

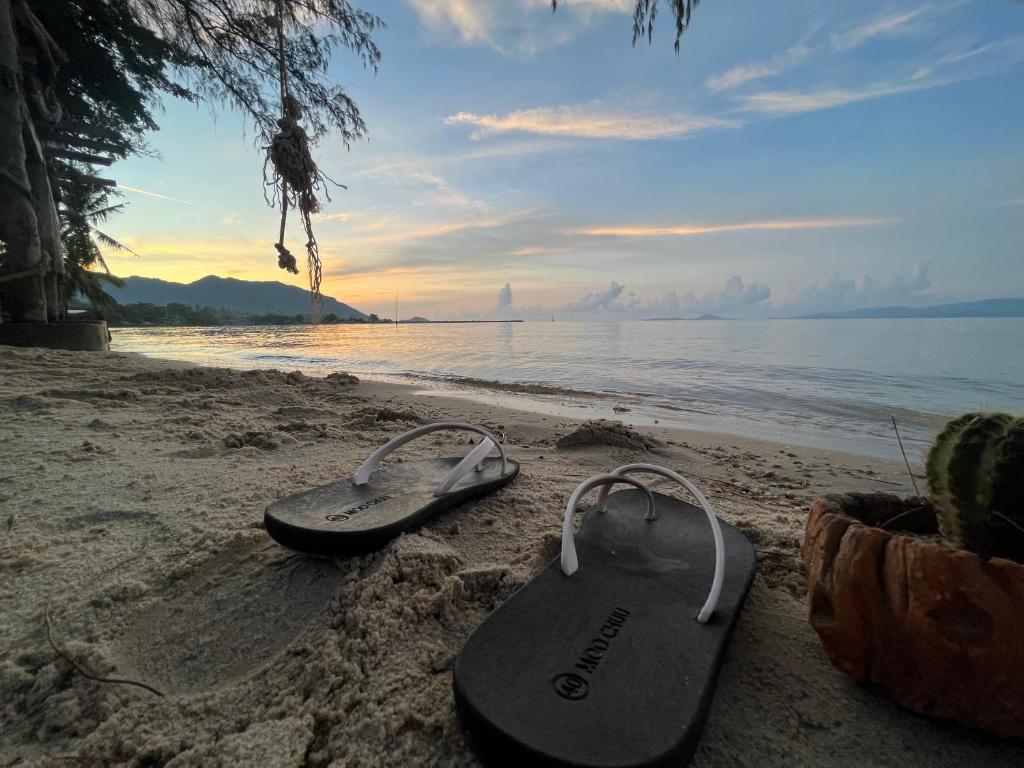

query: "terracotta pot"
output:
804 493 1024 738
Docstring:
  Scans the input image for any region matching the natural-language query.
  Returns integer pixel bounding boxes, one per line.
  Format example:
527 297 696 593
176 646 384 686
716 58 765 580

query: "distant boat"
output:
551 315 555 322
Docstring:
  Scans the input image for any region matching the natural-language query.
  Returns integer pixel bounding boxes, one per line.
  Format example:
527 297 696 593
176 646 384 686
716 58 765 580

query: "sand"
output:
0 345 1020 767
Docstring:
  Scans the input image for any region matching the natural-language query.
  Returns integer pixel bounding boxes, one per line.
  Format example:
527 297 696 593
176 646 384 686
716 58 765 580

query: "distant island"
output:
111 275 367 320
79 302 390 328
397 317 522 324
645 314 728 321
789 298 1024 320
73 274 388 327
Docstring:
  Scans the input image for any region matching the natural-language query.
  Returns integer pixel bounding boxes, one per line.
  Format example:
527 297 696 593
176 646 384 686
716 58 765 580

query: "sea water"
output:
112 318 1024 459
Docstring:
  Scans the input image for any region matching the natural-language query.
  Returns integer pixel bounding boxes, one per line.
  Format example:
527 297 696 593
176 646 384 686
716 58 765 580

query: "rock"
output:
223 432 280 450
555 420 664 453
803 493 1024 738
326 372 359 387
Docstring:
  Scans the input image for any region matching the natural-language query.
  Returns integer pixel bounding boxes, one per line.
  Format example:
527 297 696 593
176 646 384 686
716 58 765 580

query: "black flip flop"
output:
264 421 519 556
454 463 756 768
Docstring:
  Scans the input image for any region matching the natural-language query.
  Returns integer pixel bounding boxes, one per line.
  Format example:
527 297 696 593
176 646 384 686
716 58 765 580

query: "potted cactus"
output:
803 413 1024 738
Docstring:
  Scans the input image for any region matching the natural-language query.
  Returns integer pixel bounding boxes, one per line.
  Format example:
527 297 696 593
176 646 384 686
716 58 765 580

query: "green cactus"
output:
926 412 1024 562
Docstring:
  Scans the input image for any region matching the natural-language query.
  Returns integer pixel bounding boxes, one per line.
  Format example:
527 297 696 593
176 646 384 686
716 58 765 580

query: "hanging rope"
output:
266 0 324 316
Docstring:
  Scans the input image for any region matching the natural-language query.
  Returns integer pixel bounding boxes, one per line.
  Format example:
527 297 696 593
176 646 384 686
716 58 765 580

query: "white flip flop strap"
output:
432 437 497 496
592 463 725 624
352 421 507 495
560 474 656 575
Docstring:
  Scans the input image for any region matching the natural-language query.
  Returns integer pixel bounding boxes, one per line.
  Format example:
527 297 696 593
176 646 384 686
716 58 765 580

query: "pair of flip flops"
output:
264 422 756 768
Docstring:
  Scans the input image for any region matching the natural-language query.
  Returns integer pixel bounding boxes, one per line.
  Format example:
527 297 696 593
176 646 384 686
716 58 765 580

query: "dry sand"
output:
0 346 1020 767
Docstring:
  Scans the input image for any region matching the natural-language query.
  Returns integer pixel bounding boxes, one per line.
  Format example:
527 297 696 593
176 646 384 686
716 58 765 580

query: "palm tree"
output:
58 172 135 311
552 0 701 51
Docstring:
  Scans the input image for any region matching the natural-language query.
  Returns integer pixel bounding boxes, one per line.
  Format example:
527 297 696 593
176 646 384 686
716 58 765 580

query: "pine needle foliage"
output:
551 0 702 52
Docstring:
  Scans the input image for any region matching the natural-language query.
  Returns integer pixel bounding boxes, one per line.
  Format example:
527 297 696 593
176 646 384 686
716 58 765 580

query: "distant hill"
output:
645 314 728 321
112 275 366 319
791 298 1024 320
401 316 430 323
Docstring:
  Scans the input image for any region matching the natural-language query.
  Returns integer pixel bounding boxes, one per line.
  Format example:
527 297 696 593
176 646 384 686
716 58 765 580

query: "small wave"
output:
397 372 606 398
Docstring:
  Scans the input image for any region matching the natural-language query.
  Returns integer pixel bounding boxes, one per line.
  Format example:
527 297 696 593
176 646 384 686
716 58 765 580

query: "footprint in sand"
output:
109 539 343 695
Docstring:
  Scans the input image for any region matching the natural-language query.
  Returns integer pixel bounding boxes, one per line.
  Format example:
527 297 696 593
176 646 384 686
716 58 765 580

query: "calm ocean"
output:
112 318 1024 460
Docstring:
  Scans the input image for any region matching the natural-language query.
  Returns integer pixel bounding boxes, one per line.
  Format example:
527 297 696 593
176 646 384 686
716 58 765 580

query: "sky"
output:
102 0 1024 320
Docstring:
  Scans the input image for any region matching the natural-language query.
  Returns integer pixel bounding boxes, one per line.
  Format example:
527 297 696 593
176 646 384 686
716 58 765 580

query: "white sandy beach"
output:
1 345 1021 767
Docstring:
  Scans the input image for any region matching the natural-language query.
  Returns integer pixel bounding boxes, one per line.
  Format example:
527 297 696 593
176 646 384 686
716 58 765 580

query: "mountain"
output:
111 276 366 319
645 313 729 321
791 298 1024 320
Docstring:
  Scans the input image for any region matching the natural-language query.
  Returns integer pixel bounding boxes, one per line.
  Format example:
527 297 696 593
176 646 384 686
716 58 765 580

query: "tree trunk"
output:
0 0 47 323
24 116 63 321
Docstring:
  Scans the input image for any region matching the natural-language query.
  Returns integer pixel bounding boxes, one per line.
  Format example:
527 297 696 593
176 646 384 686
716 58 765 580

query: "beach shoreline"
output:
107 318 1021 462
1 345 1019 767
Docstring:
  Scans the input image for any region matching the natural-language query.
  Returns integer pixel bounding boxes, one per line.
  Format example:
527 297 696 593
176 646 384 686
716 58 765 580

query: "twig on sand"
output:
868 476 904 487
890 415 920 496
41 754 111 766
95 546 147 579
42 749 133 765
44 609 164 697
756 548 797 558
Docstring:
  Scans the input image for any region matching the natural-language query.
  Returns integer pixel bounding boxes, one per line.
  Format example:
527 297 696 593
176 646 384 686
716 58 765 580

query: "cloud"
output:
559 275 772 317
496 282 513 309
322 210 561 278
519 266 936 321
934 33 1024 78
784 262 934 314
446 104 739 141
407 0 630 56
507 245 570 256
577 217 893 237
911 42 998 80
406 170 486 209
345 160 487 211
706 40 816 92
119 185 196 207
563 280 626 312
332 212 522 248
317 211 353 222
830 8 926 51
350 138 576 181
736 33 1024 117
645 275 771 317
734 80 940 116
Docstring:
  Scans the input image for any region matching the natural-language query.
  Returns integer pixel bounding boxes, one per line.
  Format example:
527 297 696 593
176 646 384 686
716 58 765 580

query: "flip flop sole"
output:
264 457 519 556
454 488 756 768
